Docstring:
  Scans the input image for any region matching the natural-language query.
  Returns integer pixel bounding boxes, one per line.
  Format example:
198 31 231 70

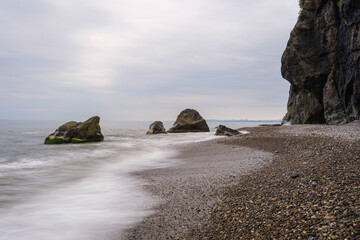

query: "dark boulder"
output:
215 125 241 137
281 0 360 125
45 116 104 144
168 109 210 133
147 121 167 134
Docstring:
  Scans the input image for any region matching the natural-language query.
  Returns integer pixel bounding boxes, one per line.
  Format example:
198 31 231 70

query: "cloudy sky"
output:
0 0 299 121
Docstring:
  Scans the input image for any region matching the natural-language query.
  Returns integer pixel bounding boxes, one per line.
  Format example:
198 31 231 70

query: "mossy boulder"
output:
215 125 241 137
168 109 210 133
44 116 104 144
147 121 167 134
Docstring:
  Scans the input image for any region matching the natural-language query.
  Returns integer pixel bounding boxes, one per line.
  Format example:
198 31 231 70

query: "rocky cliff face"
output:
282 0 360 124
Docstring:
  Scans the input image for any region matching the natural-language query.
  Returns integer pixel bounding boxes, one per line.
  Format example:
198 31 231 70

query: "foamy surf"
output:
0 120 276 240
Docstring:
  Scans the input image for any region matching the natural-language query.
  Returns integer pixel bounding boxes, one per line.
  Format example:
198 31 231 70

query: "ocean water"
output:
0 120 275 240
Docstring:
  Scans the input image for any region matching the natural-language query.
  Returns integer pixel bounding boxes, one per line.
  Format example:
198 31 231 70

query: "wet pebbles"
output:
125 123 360 239
192 125 360 239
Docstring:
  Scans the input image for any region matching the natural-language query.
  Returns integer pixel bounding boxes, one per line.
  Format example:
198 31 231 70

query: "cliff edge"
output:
282 0 360 124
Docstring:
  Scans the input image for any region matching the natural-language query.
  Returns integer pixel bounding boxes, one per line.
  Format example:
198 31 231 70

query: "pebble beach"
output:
124 122 360 239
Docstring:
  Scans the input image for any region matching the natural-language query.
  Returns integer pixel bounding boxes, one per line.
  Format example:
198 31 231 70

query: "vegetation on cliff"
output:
300 0 344 9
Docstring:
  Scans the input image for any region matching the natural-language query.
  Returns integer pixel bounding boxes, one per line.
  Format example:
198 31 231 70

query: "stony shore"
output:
124 122 360 239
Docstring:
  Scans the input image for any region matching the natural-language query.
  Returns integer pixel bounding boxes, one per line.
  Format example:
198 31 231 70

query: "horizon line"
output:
0 119 282 122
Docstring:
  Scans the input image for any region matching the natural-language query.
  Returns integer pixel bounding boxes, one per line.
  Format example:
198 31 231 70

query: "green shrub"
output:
299 0 307 9
299 0 344 10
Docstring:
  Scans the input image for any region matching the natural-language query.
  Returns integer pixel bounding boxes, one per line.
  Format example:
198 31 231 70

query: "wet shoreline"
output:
123 122 360 239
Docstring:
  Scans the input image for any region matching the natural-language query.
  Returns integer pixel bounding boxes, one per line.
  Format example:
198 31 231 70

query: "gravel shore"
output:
124 122 360 239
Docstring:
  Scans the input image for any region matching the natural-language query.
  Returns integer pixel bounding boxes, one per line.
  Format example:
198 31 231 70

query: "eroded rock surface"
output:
168 109 210 133
282 0 360 124
215 125 241 137
45 116 104 144
147 121 167 134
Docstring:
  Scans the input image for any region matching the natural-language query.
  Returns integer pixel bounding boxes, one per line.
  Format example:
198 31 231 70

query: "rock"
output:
147 121 167 134
215 125 241 136
281 0 360 125
259 124 281 127
323 77 348 124
291 173 299 179
44 116 104 144
168 109 210 133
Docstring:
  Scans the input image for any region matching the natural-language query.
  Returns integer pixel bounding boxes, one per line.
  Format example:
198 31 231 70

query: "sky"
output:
0 0 299 121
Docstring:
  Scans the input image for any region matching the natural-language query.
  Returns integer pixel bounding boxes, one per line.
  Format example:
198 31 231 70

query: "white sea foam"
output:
0 146 168 240
116 148 180 172
0 158 55 171
282 121 291 126
0 128 185 240
0 166 155 240
0 120 273 240
240 130 250 134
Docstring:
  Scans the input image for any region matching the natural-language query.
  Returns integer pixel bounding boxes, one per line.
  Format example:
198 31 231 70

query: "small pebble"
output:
291 173 299 179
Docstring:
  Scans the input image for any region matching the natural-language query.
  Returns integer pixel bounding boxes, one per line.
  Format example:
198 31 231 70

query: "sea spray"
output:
0 120 275 240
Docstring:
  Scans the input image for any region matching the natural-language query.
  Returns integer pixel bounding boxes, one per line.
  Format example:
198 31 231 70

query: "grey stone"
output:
45 116 104 144
168 109 210 133
215 125 241 137
147 121 167 134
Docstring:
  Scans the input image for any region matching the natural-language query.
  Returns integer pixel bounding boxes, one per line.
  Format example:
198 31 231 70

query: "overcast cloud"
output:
0 0 299 121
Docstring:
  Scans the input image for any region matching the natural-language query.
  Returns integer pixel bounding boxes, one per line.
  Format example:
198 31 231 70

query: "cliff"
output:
281 0 360 124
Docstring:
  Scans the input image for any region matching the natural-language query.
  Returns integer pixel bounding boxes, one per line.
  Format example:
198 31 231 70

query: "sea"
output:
0 120 278 240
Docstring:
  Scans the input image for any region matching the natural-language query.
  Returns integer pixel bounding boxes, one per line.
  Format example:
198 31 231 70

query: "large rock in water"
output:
44 116 104 144
215 125 241 137
281 0 360 125
168 109 210 133
147 121 167 134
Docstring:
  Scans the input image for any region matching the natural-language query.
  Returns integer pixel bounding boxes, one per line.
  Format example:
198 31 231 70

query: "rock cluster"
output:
168 109 210 133
147 121 167 134
282 0 360 124
44 116 104 144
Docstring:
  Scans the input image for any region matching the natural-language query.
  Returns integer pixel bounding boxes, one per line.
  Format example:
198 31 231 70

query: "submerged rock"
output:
215 125 241 137
147 121 167 134
44 116 104 144
168 109 210 133
281 0 360 125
